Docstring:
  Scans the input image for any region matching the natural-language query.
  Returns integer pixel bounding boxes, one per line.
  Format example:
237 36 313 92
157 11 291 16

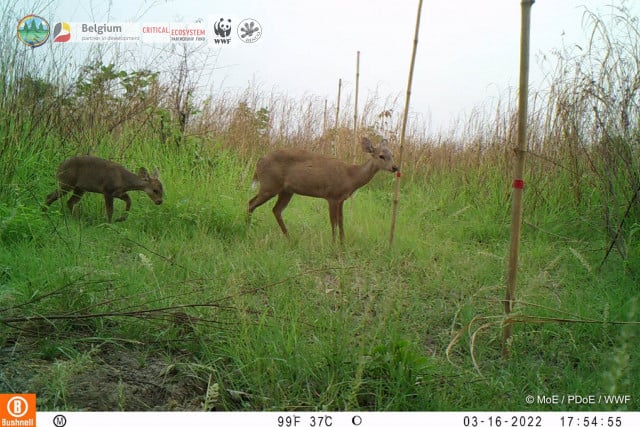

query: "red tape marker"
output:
513 179 525 189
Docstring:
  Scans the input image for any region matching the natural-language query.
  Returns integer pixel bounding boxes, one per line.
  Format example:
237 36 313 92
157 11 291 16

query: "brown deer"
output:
247 137 398 242
45 156 163 222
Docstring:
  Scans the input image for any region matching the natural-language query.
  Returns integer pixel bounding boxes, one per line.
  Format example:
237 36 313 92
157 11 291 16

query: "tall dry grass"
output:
2 3 639 255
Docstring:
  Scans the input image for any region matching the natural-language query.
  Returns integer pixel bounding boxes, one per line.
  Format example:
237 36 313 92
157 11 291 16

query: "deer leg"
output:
328 200 339 242
44 188 69 209
46 182 74 208
248 191 276 215
272 192 293 236
115 193 131 222
337 200 345 243
103 193 115 223
66 189 85 215
247 190 277 227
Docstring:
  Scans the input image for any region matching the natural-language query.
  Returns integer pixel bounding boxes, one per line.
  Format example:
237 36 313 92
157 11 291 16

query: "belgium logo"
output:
53 22 71 42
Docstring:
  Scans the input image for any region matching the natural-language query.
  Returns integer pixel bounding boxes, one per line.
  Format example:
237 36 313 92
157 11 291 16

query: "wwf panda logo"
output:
214 18 231 37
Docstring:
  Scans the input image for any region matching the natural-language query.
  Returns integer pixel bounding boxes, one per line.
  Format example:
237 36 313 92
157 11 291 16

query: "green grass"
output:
1 140 639 411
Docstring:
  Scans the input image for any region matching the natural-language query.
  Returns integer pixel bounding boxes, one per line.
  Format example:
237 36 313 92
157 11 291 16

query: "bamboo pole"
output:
335 78 342 128
502 0 535 358
353 51 361 164
323 99 328 134
333 78 342 156
322 98 328 154
389 0 423 246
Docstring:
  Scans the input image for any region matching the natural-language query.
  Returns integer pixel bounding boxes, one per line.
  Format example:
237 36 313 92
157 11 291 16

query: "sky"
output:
26 0 640 132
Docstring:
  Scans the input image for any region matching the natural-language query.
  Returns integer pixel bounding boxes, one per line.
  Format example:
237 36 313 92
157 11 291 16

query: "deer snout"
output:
154 199 163 205
391 165 399 173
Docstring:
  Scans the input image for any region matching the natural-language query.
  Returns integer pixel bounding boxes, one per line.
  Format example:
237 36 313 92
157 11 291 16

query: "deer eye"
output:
379 155 386 160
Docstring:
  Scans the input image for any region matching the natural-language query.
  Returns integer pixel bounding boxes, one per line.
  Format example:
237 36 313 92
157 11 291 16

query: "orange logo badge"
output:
0 394 36 427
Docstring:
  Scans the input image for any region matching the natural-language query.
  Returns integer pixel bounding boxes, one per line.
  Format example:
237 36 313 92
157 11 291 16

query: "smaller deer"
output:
45 156 163 222
247 137 398 242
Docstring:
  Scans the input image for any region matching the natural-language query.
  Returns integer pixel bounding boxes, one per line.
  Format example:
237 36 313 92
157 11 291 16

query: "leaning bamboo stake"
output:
389 0 423 245
502 0 535 358
335 78 342 128
352 51 361 164
323 99 328 134
333 78 342 156
322 99 329 155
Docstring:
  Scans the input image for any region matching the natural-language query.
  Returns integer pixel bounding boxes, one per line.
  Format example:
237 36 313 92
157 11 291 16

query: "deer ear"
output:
380 138 390 148
152 168 160 179
360 137 375 154
138 167 150 179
